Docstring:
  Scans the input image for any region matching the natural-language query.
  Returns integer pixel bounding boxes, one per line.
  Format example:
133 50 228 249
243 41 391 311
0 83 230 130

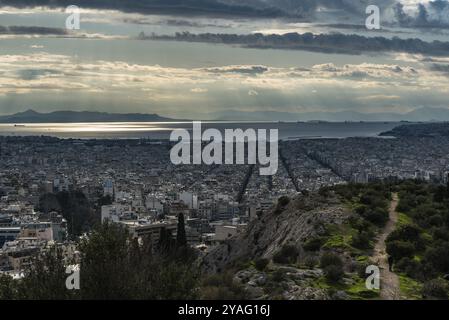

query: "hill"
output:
0 109 176 123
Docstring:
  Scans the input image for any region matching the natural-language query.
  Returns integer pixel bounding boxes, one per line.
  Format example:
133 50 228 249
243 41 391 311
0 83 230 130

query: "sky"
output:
0 0 449 120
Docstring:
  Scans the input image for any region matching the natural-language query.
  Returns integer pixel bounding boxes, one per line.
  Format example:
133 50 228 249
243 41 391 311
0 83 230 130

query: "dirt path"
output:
372 193 401 300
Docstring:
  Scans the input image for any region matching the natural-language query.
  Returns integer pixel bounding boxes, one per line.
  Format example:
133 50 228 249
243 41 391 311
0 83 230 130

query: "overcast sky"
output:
0 0 449 119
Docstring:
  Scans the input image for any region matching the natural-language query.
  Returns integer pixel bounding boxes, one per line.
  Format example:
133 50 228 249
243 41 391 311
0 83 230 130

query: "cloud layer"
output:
2 0 449 28
145 31 449 56
1 52 449 118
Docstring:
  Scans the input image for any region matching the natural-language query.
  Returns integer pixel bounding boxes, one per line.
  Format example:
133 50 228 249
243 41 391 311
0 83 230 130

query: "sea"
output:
0 122 401 140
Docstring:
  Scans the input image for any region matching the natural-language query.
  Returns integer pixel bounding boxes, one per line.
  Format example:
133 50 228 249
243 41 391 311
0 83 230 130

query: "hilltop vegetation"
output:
386 180 449 299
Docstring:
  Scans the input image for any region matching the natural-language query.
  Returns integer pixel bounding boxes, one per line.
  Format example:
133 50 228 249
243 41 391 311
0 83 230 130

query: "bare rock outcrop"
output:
201 193 351 273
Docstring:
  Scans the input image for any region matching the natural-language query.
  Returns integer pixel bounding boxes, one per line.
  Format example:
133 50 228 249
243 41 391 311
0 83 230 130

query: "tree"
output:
324 264 344 283
39 190 98 238
424 242 449 274
78 222 131 299
0 222 199 300
320 252 345 283
16 246 76 300
158 227 175 254
254 258 270 271
0 274 18 300
78 221 199 299
273 245 300 264
386 240 415 261
176 212 187 248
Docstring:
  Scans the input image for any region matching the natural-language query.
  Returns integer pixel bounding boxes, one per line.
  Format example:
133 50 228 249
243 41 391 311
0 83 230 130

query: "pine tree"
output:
176 212 187 248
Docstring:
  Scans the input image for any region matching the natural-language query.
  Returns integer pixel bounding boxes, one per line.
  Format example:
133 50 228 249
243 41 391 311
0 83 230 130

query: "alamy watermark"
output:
366 5 381 30
170 122 279 176
65 265 80 290
65 5 81 30
365 265 380 290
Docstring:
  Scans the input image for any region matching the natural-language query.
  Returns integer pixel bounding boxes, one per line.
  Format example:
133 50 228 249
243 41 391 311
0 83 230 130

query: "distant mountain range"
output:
207 107 449 122
0 110 175 123
2 107 449 123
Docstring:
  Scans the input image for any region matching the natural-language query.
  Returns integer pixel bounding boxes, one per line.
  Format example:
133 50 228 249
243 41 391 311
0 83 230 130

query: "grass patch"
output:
311 275 379 300
322 224 359 253
399 274 422 300
398 213 412 227
345 276 379 300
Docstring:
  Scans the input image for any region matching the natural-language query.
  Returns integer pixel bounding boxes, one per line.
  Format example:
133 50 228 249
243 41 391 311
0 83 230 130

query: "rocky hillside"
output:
199 184 395 300
202 192 351 273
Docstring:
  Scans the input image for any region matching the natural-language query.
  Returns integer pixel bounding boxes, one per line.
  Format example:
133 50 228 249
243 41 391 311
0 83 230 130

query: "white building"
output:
103 179 114 197
179 192 198 210
145 195 164 214
101 204 129 223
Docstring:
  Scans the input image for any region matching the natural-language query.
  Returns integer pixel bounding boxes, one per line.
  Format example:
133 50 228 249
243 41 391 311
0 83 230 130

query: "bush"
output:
422 279 449 299
432 227 449 242
388 225 422 244
0 274 17 300
254 258 270 271
363 207 388 227
201 273 247 300
386 240 415 261
274 196 290 214
271 269 287 282
320 252 344 269
424 242 449 274
349 216 372 233
357 262 370 279
277 196 290 207
351 232 373 250
324 265 344 283
303 237 325 252
273 245 300 264
395 257 421 279
303 255 319 269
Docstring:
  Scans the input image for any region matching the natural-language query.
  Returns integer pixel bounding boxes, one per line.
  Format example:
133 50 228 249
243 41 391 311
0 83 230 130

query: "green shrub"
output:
320 252 344 269
254 258 270 271
386 240 415 261
363 207 388 227
324 265 344 283
303 255 319 269
388 225 422 244
274 196 290 214
303 237 325 252
422 279 449 299
201 272 248 300
277 196 290 207
395 257 421 279
424 242 449 274
273 245 300 264
351 232 373 250
357 261 370 278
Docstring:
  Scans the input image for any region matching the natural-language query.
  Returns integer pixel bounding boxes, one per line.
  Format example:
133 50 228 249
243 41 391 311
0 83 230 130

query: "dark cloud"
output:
205 65 269 74
144 31 449 56
123 18 232 29
394 1 449 29
0 0 291 18
0 0 401 20
0 25 67 35
3 0 449 30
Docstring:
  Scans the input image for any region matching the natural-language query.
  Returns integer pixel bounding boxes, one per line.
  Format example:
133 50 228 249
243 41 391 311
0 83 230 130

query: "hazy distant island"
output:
380 122 449 137
0 109 177 123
